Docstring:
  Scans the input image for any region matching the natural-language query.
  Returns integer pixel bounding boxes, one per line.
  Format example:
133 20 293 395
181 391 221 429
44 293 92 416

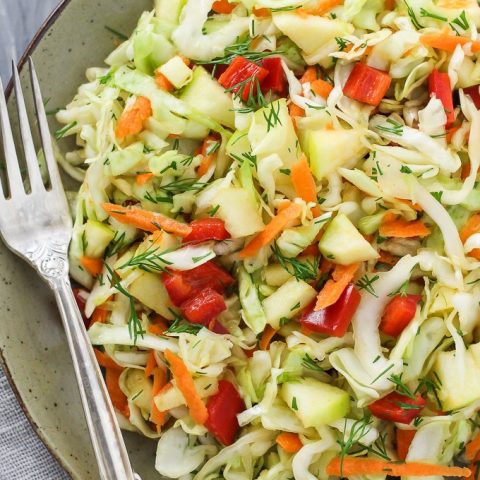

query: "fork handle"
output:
52 277 137 480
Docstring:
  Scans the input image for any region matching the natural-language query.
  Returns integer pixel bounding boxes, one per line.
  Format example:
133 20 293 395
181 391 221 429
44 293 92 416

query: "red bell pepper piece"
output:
464 85 480 109
180 287 227 325
210 320 229 335
261 57 287 95
428 69 455 127
163 261 235 306
368 392 426 424
218 56 269 101
162 272 194 306
183 218 231 243
300 284 361 337
205 380 245 445
343 63 392 106
380 294 421 337
72 287 89 327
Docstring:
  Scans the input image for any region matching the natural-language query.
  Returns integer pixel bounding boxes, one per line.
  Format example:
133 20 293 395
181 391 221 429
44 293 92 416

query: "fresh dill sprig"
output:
263 101 283 132
119 244 176 273
356 274 380 297
228 77 267 113
164 317 203 335
144 191 174 205
335 37 353 52
420 8 447 22
105 231 128 257
271 243 320 283
231 151 257 167
371 363 395 384
388 280 410 297
388 373 416 399
55 121 77 140
404 1 422 29
302 354 324 372
270 5 299 12
368 432 391 461
104 25 128 41
199 36 282 65
451 10 469 31
105 264 145 344
376 119 404 136
158 178 206 195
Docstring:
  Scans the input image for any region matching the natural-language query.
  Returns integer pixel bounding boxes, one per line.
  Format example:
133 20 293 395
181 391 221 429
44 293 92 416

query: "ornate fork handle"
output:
26 241 137 480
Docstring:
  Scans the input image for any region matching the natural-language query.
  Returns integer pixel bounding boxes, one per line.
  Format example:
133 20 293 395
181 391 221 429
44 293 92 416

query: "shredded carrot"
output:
311 78 334 99
94 349 122 371
80 256 103 277
90 307 109 327
259 325 277 350
380 215 431 239
212 0 237 13
253 6 270 16
276 432 303 453
136 173 154 186
326 457 471 477
291 155 321 216
465 434 480 462
102 203 192 237
462 162 472 181
319 258 334 275
145 351 157 378
154 71 174 92
239 203 303 258
421 32 480 53
289 103 306 128
164 349 208 425
461 214 480 243
398 198 423 212
105 368 129 418
301 243 320 257
377 250 398 267
384 0 396 10
396 429 416 461
149 367 168 430
115 96 152 140
315 263 360 311
300 66 317 84
197 136 218 177
148 316 168 336
302 0 343 15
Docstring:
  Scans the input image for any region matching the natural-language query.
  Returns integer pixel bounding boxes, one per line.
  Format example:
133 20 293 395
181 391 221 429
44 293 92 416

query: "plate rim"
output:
1 0 75 477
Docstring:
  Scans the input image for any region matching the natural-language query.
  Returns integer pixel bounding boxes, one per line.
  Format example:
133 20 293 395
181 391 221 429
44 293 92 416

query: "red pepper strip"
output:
218 56 269 101
380 294 421 337
162 261 235 306
205 380 245 445
183 218 231 243
261 57 287 95
300 284 361 337
464 85 480 109
396 429 416 461
428 69 455 127
180 287 227 325
343 63 392 106
368 392 426 424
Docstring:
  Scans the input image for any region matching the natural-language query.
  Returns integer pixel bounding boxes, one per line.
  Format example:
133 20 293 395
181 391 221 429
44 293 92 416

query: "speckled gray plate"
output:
0 1 161 478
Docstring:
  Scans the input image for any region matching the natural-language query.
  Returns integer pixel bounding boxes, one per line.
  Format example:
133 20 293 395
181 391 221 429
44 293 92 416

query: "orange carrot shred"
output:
145 351 157 378
379 216 431 239
421 32 480 53
465 433 480 462
462 215 480 260
276 432 303 453
384 0 396 10
311 78 334 99
136 173 155 186
377 250 398 267
398 199 423 212
315 263 360 311
239 203 302 258
148 316 168 336
90 307 110 327
253 6 270 16
212 0 237 13
164 349 208 425
106 367 129 418
80 256 104 277
102 203 192 237
259 325 277 350
94 349 122 371
326 457 471 477
154 71 174 92
396 429 416 461
291 154 321 216
300 66 317 84
115 96 152 140
302 0 343 15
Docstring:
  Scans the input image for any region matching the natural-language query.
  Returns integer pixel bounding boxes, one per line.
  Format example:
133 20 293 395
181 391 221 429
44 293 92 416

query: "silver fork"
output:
0 59 138 480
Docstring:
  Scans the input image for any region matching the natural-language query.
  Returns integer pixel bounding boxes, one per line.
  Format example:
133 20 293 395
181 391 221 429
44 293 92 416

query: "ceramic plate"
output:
0 1 162 478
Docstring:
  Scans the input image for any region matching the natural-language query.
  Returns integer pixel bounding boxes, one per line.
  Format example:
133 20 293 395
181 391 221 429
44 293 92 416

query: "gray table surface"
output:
0 1 70 478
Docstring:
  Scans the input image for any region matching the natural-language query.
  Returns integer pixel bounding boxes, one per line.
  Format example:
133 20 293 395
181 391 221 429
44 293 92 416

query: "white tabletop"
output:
0 2 70 478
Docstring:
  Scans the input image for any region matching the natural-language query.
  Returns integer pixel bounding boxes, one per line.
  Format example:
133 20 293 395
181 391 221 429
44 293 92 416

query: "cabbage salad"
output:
56 0 480 478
